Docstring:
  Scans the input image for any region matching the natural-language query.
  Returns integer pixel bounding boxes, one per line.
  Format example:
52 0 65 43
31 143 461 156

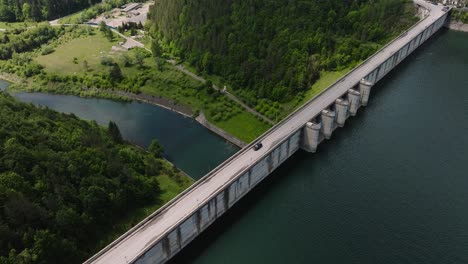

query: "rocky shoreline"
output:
445 19 468 32
110 90 247 148
1 76 247 149
109 90 194 118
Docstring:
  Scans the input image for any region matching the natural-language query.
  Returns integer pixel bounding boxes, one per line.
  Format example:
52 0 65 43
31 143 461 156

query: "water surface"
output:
4 87 238 179
170 29 468 264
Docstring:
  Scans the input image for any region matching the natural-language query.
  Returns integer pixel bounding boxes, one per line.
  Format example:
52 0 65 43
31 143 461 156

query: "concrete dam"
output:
86 1 450 263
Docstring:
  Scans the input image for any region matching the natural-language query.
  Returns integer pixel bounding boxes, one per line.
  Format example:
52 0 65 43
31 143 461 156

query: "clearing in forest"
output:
36 32 121 75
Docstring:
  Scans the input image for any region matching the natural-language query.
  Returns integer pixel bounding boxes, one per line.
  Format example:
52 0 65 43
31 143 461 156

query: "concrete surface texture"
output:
85 1 449 263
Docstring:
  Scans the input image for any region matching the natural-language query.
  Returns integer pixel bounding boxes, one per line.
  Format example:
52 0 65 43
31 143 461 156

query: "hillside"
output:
0 92 192 263
148 0 418 105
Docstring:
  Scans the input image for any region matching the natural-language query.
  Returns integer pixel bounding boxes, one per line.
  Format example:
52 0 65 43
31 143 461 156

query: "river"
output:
0 84 238 180
3 29 468 263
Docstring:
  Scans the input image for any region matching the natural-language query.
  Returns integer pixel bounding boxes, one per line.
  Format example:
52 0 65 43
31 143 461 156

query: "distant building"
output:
122 3 142 13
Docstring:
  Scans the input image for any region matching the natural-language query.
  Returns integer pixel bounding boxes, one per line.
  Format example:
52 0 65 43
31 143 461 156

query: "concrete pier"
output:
359 79 374 106
301 121 322 153
347 89 361 116
335 99 349 127
86 2 450 263
320 109 336 139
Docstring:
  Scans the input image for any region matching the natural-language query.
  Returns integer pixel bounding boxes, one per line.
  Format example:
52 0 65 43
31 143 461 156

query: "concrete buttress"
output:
335 98 349 127
301 122 321 152
320 110 336 139
348 89 361 116
359 79 374 106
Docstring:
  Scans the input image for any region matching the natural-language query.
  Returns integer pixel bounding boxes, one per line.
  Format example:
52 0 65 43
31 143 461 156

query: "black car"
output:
253 142 263 151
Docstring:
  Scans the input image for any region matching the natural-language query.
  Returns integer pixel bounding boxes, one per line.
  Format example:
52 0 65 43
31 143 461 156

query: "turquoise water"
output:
4 90 238 180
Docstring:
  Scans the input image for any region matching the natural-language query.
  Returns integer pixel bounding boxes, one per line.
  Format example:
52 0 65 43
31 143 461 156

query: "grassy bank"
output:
282 68 353 114
93 164 194 254
1 25 270 143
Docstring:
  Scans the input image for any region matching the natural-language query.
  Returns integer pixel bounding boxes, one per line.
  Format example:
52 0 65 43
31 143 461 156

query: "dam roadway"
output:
86 1 448 263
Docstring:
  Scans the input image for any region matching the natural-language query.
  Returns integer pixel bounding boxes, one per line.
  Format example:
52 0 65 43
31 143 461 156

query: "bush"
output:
41 45 55 55
101 56 114 66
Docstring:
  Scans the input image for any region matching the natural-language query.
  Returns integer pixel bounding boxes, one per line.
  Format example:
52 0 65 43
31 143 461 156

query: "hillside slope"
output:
0 92 191 263
149 0 418 103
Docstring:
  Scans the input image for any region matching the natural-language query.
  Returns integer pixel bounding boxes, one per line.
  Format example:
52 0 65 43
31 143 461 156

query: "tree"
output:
100 56 114 66
134 49 146 69
154 57 164 71
120 53 132 67
108 121 123 143
148 0 415 103
205 80 213 91
201 52 212 74
81 186 111 218
99 21 107 32
151 40 162 58
148 139 164 158
22 3 31 21
0 93 187 263
108 63 123 82
99 21 113 41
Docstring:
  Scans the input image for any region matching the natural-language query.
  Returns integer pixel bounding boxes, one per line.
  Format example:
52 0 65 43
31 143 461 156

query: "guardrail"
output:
86 3 447 263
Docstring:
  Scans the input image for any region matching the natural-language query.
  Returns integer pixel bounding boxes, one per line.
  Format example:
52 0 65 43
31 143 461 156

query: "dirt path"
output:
168 61 275 125
48 17 273 125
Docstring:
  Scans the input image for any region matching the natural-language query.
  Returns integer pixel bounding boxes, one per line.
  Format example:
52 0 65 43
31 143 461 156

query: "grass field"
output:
34 26 270 144
36 31 121 74
208 112 271 143
140 67 271 143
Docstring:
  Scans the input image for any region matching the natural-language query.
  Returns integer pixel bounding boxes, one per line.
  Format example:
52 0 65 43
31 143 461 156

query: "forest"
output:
0 0 139 22
148 0 418 104
0 92 187 263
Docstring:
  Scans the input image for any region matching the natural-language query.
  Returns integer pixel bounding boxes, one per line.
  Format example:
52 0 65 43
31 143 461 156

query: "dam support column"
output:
348 89 361 116
359 79 374 106
335 98 349 127
320 109 335 139
301 122 321 153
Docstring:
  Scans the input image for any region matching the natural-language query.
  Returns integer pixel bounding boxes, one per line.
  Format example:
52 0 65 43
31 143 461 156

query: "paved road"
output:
87 1 446 263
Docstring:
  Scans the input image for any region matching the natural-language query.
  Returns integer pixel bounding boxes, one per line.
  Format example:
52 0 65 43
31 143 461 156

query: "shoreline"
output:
0 73 22 84
196 112 246 148
108 90 246 147
101 90 246 147
0 76 246 148
445 19 468 32
108 90 194 119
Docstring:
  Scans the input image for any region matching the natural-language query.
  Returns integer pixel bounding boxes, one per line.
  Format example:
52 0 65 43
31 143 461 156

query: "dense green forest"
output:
0 0 137 22
148 0 418 104
0 92 188 263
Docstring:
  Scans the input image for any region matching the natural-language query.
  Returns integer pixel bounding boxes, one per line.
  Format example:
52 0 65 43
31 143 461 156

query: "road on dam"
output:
86 1 448 263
